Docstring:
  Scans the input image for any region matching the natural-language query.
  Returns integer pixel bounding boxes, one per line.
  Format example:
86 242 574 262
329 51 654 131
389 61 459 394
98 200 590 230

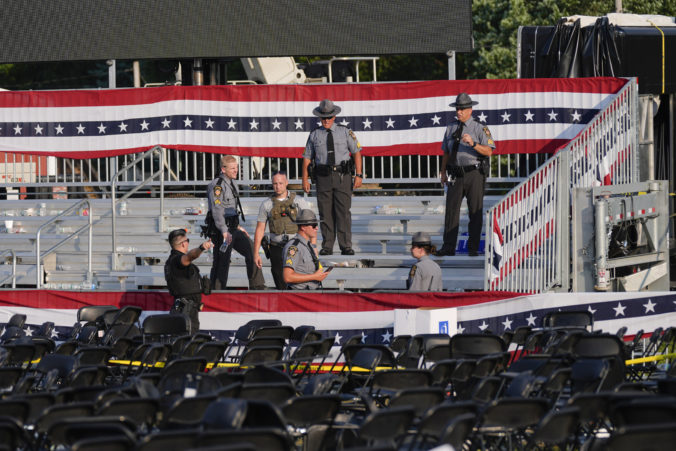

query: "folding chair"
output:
355 406 416 449
142 314 189 344
200 398 248 430
281 394 341 451
437 412 478 450
542 310 593 331
197 428 292 451
450 333 506 359
475 397 550 450
411 401 480 449
526 406 580 450
603 422 676 451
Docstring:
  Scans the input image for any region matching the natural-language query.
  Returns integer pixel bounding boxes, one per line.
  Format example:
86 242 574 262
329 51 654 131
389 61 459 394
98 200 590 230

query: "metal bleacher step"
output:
1 195 495 291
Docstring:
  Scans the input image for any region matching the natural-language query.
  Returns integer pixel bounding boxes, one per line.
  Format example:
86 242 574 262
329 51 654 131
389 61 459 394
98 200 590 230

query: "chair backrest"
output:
573 334 624 359
450 334 506 359
201 398 248 430
7 313 26 328
142 314 188 339
543 310 593 330
77 306 118 323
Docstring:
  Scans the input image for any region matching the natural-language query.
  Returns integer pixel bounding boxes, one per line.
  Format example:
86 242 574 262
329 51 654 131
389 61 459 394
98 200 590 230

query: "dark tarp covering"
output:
519 17 676 94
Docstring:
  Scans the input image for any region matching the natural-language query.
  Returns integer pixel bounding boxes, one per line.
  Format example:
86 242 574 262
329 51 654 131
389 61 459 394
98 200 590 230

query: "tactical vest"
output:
269 192 298 235
164 253 202 298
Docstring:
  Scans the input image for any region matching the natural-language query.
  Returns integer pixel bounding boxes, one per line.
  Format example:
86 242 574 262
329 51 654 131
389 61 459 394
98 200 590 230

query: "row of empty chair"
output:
1 306 676 450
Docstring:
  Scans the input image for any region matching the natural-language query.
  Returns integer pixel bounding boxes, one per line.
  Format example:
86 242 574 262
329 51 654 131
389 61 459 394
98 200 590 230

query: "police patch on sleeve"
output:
213 185 222 197
348 129 361 149
287 246 297 257
483 126 495 146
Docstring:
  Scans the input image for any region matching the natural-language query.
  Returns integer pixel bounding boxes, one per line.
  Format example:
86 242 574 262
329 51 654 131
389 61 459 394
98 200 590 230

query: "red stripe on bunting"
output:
0 78 629 107
0 290 521 312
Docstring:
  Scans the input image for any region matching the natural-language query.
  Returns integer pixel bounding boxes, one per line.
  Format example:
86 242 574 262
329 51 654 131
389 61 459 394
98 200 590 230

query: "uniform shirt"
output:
207 174 239 234
165 249 202 303
407 255 443 291
256 193 312 244
283 234 320 290
303 123 360 165
441 116 496 166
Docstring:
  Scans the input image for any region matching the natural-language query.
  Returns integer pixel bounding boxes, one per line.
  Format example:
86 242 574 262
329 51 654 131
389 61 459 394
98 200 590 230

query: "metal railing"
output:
485 78 639 293
111 146 166 270
0 249 17 288
36 199 93 288
0 150 541 197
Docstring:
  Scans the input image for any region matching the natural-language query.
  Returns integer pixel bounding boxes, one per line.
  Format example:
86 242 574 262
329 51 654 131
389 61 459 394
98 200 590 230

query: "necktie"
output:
326 129 335 166
450 121 465 166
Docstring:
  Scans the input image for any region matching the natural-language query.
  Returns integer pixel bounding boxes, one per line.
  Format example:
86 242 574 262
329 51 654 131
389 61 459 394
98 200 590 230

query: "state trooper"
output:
206 155 266 290
253 171 314 289
302 99 363 256
282 209 329 290
436 93 495 257
407 231 443 291
164 229 214 333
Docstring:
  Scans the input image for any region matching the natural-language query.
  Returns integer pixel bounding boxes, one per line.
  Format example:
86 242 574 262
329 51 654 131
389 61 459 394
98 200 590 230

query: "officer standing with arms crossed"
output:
407 231 443 291
436 93 495 257
283 210 329 290
253 171 314 289
302 99 363 256
165 229 214 333
206 155 266 290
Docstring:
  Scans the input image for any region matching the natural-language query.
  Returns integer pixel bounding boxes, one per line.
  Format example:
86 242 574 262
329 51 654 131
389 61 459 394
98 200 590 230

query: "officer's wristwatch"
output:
471 142 477 149
355 173 363 178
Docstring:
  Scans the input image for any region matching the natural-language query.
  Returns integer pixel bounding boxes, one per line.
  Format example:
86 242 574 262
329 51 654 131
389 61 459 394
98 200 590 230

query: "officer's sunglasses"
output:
178 238 189 245
320 116 334 121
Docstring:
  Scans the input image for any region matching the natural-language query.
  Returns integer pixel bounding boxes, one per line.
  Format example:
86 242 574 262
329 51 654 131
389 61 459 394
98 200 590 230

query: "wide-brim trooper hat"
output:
411 231 432 247
294 209 320 226
313 99 342 118
449 92 479 109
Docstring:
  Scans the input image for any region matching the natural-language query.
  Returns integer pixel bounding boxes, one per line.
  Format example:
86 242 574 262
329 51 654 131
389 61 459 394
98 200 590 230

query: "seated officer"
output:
164 229 213 333
282 210 329 290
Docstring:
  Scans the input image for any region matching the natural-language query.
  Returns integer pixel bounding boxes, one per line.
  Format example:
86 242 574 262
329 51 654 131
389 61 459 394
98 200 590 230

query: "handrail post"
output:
159 147 165 233
111 146 165 269
35 199 92 289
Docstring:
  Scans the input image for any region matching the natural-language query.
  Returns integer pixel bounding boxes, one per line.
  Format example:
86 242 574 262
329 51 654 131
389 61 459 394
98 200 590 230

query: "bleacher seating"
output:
0 195 500 291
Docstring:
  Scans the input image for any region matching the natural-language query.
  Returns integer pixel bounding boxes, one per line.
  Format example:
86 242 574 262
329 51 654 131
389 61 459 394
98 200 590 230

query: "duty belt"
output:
317 163 349 173
447 164 480 177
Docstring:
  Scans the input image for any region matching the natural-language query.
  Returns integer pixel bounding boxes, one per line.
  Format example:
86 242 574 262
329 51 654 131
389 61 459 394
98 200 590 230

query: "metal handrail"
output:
111 146 166 270
0 249 17 288
36 199 93 288
324 56 379 82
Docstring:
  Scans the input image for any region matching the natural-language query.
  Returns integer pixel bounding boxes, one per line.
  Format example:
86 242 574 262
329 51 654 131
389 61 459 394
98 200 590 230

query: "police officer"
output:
436 93 495 257
302 99 363 256
207 155 266 290
407 232 443 291
283 209 329 290
165 229 214 333
253 171 314 289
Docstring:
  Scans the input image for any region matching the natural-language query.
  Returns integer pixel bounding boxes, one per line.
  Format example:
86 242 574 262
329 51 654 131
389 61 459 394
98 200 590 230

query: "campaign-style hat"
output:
312 99 342 118
411 231 432 246
294 209 320 226
449 92 478 109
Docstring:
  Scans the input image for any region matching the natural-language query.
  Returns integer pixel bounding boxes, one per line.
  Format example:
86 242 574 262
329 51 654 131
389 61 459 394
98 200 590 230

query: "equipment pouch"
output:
201 275 211 295
261 236 271 260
